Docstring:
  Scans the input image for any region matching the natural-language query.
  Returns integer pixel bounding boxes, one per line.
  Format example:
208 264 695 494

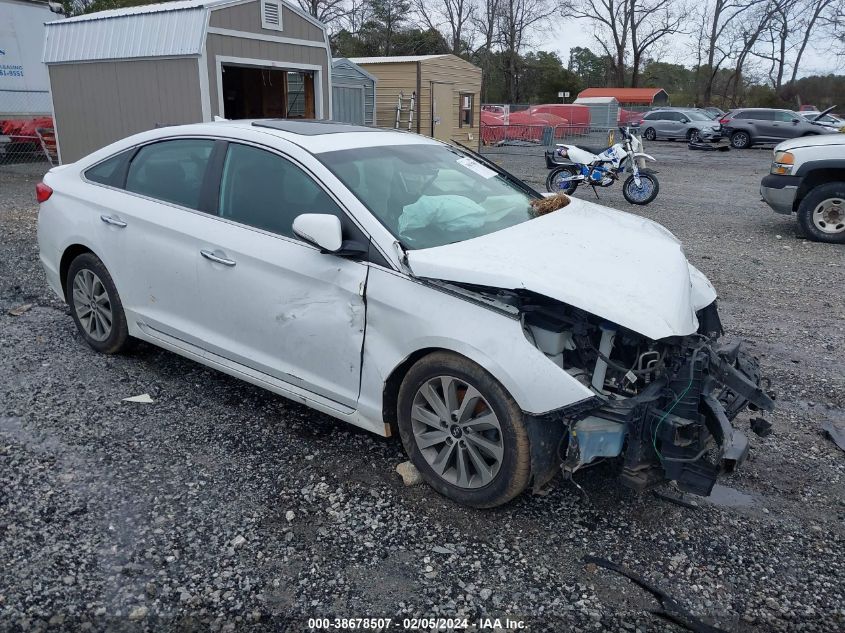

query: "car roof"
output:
152 119 441 154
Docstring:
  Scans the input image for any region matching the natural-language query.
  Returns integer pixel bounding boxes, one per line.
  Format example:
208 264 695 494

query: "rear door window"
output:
125 139 215 210
85 150 131 187
752 110 775 121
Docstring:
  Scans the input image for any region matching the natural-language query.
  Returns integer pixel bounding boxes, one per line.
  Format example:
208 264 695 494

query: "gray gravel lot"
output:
1 142 844 633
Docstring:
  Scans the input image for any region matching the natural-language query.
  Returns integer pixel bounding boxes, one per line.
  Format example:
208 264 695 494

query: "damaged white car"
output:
37 121 774 507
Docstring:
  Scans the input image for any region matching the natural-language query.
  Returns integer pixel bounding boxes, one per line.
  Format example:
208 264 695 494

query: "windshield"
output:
318 144 539 249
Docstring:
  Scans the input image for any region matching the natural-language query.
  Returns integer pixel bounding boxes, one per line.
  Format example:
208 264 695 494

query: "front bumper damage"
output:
559 338 775 497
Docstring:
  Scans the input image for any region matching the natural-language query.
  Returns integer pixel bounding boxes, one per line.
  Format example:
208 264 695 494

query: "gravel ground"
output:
1 142 843 633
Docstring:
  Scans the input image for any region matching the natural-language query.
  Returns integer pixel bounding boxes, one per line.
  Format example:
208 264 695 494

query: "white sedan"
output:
36 120 773 507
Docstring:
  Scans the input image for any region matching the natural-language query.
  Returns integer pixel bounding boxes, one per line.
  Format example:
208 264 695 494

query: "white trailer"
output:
0 0 56 116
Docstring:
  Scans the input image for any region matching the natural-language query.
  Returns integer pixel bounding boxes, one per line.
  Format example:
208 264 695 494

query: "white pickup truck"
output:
760 134 845 243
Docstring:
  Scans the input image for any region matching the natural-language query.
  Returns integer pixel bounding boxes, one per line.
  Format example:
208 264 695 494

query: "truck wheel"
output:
730 131 751 148
797 182 845 243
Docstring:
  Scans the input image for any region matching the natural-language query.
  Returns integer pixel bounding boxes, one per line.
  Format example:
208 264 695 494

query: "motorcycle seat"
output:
573 144 611 156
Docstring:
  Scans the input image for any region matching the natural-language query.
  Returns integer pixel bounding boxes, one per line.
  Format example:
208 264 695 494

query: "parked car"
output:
760 134 845 243
720 108 838 148
36 121 773 507
639 109 722 142
800 110 845 131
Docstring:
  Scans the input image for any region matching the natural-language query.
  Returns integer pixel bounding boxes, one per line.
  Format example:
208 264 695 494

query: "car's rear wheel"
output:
66 253 130 354
730 131 751 148
797 182 845 243
397 352 531 508
643 127 656 141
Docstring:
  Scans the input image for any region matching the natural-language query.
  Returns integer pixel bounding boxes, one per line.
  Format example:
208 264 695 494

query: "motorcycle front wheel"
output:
546 166 579 195
622 173 659 205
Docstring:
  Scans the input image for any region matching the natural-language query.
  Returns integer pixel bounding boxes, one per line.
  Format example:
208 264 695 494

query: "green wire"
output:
652 377 694 463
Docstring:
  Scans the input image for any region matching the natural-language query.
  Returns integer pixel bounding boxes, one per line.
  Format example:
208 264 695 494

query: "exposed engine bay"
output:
443 282 776 497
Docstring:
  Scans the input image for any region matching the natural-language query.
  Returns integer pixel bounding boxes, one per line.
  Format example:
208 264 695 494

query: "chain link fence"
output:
1 87 57 175
1 116 57 171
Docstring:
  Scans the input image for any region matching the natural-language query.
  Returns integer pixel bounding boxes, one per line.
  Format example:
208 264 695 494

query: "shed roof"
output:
577 88 668 104
332 57 378 82
347 55 449 64
43 0 326 64
573 96 619 105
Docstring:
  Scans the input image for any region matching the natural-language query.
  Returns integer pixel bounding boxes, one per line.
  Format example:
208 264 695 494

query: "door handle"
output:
200 249 236 267
100 214 127 228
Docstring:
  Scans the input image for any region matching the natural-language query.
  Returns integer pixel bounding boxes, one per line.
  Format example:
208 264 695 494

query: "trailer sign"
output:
0 0 53 93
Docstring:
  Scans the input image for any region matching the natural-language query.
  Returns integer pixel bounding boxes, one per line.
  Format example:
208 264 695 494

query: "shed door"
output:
431 82 454 141
332 84 365 125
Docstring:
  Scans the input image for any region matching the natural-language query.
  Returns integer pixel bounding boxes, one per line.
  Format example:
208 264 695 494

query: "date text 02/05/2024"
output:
308 617 527 630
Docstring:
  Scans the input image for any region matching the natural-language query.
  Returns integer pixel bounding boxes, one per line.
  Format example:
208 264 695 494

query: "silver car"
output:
640 109 722 143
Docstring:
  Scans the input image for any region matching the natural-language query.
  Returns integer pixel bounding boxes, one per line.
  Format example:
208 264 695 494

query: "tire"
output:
623 173 660 205
643 127 656 141
730 131 751 148
796 182 845 244
545 165 579 194
65 253 131 354
688 129 702 143
396 351 532 508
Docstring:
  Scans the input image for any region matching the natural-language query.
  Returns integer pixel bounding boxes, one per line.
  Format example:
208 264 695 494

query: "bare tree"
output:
497 0 556 100
563 0 631 86
564 0 683 87
629 0 686 86
415 0 478 55
789 0 839 83
297 0 348 26
698 0 767 103
723 0 785 104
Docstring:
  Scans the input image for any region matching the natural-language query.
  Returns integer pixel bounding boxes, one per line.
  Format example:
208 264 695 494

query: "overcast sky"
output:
547 19 843 81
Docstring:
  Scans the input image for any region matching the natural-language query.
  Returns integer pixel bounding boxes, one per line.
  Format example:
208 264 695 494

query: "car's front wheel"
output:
66 252 131 354
797 182 845 243
643 127 656 141
397 352 531 508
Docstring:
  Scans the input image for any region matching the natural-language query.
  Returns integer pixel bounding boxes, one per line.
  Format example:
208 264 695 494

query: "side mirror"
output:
680 117 690 123
292 214 343 252
792 118 800 124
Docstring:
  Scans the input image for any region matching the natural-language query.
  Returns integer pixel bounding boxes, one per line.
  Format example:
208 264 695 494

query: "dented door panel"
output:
198 226 368 408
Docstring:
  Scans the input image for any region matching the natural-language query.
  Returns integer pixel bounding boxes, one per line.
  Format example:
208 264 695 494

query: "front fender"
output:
633 152 656 161
357 268 595 435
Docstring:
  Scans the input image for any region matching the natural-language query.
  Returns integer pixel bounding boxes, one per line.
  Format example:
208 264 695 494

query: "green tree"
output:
521 52 583 103
567 47 611 87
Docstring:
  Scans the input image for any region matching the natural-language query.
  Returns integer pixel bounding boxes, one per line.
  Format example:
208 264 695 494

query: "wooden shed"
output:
348 55 481 145
43 0 333 163
331 58 377 126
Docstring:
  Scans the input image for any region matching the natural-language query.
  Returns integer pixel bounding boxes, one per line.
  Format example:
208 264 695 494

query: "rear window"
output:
125 139 215 210
84 151 131 187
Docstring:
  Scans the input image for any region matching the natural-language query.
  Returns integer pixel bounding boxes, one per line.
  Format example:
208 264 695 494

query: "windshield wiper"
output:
450 141 541 199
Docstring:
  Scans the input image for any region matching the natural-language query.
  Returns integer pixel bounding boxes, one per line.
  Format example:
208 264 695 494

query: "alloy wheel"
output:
72 269 113 342
410 376 504 489
813 197 845 234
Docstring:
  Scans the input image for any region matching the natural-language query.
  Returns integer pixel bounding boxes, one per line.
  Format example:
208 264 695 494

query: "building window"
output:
261 0 284 31
459 93 474 127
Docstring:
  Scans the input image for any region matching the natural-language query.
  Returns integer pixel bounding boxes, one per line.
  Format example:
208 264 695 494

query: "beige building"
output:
43 0 332 163
349 55 481 146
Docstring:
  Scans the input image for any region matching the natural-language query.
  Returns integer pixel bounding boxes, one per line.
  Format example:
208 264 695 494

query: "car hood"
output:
775 133 845 152
405 197 717 341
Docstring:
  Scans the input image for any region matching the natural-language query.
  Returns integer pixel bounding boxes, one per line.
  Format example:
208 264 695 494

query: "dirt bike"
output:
545 127 659 205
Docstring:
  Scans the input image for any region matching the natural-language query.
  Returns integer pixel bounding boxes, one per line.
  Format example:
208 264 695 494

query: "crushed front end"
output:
519 294 776 497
